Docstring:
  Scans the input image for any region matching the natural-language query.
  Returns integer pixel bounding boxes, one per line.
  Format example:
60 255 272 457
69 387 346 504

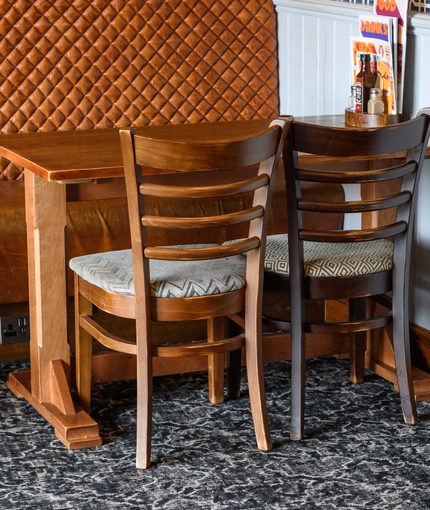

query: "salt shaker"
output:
367 88 384 114
348 85 357 111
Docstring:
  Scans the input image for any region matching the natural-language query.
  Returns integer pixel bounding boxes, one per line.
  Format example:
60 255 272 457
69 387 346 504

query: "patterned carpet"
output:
1 357 430 509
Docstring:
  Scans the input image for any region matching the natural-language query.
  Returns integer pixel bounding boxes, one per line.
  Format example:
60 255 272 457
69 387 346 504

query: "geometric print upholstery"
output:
69 247 246 298
0 0 279 180
264 234 394 277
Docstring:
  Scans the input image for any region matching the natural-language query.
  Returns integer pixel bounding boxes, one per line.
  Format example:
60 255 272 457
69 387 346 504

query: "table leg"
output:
7 171 101 449
361 177 430 400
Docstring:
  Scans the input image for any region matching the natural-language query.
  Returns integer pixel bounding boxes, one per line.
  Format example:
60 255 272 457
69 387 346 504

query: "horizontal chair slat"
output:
153 334 245 357
141 205 264 228
145 237 260 260
299 222 407 242
296 160 417 183
139 174 269 198
80 315 137 355
298 191 411 213
306 313 392 334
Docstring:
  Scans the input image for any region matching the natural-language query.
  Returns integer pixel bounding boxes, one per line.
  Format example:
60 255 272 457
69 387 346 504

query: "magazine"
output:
359 13 396 44
359 13 398 103
373 0 408 114
350 36 397 115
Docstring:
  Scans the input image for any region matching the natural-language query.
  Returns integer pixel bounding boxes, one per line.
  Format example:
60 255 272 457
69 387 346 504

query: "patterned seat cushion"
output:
264 234 394 277
69 247 246 298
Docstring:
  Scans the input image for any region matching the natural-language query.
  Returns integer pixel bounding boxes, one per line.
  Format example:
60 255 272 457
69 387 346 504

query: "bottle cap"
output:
370 88 382 98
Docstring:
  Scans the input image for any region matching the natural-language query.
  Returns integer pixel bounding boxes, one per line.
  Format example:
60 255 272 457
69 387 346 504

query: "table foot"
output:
369 359 430 402
7 367 102 450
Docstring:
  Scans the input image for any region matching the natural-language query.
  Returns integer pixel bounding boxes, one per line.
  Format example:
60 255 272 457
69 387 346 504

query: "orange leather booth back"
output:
0 0 280 304
0 0 279 180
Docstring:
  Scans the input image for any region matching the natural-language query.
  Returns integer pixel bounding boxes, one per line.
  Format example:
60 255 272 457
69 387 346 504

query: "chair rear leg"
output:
207 317 226 404
290 326 305 441
349 297 366 385
227 348 242 399
244 310 272 450
225 314 243 399
74 277 93 414
135 324 153 469
392 293 418 425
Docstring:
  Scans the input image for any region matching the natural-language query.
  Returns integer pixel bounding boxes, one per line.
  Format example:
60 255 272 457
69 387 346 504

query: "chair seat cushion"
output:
69 247 246 298
264 234 394 277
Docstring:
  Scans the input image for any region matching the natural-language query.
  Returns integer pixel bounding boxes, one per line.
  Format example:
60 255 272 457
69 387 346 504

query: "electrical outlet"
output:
0 314 30 344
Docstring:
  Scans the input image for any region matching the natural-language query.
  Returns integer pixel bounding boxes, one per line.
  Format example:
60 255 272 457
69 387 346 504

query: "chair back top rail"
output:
291 116 430 157
132 127 282 171
284 114 430 245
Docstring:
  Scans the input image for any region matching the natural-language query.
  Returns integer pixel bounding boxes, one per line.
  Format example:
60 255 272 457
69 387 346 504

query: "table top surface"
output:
0 114 410 182
0 119 282 182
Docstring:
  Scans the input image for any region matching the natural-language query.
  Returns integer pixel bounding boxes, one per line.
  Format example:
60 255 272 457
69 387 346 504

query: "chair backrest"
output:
120 121 286 315
283 113 430 250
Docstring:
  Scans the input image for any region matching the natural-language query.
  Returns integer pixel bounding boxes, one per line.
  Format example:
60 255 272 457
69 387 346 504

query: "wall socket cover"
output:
0 314 30 344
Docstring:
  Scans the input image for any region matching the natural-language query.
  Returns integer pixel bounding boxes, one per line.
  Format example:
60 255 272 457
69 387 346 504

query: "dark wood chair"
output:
70 120 287 468
263 111 430 441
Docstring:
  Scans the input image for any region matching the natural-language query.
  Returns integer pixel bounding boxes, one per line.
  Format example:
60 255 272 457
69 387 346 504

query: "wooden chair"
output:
262 111 430 441
70 120 287 468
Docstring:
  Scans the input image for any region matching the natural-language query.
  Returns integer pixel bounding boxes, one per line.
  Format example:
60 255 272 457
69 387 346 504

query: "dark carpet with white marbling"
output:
1 357 430 509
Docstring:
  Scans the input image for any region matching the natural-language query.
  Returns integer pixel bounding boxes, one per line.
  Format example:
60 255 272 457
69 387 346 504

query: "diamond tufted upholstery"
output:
0 0 279 180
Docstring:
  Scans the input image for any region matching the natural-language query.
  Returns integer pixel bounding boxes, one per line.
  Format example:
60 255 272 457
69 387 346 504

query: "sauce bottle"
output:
355 54 375 113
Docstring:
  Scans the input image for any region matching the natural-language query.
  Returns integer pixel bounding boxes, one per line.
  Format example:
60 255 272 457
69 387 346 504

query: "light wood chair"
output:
70 120 287 468
262 111 430 441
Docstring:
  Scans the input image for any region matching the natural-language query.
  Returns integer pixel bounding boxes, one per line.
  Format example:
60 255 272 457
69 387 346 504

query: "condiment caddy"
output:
346 52 399 126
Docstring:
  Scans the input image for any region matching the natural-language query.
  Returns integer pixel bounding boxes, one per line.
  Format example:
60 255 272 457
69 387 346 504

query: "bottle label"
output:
355 81 363 113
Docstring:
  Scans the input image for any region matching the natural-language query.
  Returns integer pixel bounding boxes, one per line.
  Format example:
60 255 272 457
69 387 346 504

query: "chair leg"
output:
74 279 93 414
392 292 418 425
135 323 153 469
349 298 366 385
245 311 272 450
289 270 306 441
227 348 242 399
290 325 305 441
207 317 226 404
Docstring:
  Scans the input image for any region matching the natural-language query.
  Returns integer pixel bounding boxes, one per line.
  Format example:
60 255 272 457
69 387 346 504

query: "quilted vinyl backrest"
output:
0 0 279 180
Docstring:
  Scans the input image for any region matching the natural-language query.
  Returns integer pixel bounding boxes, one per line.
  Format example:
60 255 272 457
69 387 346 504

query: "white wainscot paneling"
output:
273 0 370 116
274 0 430 118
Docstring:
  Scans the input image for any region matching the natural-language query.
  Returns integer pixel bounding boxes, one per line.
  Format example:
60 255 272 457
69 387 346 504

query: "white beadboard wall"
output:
273 0 430 117
273 0 430 330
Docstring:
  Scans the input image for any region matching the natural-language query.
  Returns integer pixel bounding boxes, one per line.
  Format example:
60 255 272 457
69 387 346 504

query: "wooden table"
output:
1 119 274 449
3 116 430 449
